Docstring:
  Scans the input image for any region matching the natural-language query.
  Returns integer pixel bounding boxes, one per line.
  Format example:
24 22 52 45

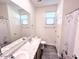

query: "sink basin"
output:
14 52 29 59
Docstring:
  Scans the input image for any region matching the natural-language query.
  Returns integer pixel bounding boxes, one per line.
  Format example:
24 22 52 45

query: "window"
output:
21 15 29 25
45 12 56 25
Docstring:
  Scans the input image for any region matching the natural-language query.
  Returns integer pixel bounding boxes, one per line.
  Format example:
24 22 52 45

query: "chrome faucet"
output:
9 55 15 59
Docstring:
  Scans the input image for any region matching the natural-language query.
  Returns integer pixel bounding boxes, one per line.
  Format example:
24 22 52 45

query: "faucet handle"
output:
10 55 15 59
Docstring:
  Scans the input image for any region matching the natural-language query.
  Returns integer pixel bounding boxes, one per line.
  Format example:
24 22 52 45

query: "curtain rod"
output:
66 8 79 15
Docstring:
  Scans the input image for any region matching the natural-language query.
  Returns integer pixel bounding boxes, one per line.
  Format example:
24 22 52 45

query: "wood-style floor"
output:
41 44 59 59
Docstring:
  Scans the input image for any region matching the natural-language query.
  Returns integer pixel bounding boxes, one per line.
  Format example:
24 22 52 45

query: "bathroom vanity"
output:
0 36 42 59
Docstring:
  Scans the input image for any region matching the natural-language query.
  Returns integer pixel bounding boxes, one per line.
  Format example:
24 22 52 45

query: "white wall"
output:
35 5 57 45
56 0 64 55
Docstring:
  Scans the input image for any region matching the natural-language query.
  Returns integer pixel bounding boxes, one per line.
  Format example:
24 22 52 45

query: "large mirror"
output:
0 0 30 48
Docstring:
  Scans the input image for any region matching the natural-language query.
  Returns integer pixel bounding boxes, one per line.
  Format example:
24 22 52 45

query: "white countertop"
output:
13 37 41 59
0 37 41 59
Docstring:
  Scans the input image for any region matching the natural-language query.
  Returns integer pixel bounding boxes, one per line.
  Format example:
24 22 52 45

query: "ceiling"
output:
0 0 59 7
31 0 59 7
0 0 29 15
